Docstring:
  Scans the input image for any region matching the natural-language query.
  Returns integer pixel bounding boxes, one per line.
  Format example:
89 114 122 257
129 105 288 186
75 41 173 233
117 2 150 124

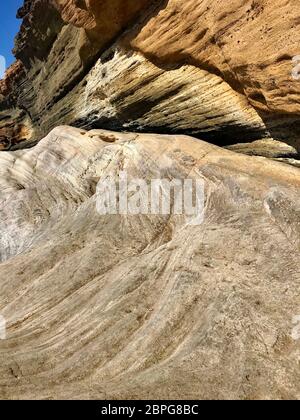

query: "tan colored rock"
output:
0 126 299 400
55 0 153 50
0 61 24 97
1 0 300 151
131 0 300 114
226 139 299 158
0 109 33 151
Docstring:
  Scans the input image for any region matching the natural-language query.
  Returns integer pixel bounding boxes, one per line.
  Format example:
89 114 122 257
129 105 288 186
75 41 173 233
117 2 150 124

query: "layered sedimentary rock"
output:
0 0 300 402
1 0 300 151
0 126 299 399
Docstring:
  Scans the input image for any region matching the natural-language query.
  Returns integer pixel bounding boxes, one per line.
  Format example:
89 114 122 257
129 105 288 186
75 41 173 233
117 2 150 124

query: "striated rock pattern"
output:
0 0 300 151
0 1 300 401
0 126 299 399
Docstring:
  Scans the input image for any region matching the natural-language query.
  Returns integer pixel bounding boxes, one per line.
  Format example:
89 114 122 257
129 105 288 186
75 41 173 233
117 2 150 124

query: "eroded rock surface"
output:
0 126 299 399
0 0 300 151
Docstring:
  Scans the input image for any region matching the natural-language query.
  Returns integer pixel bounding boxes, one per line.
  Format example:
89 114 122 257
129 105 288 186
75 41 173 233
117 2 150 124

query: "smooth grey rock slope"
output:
0 126 299 399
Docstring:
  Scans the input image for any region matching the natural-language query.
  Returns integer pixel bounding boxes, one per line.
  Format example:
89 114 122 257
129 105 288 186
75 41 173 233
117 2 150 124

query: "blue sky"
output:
0 0 23 75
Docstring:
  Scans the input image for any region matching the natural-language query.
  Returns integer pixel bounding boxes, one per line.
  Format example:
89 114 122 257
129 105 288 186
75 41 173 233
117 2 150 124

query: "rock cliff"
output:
1 0 300 152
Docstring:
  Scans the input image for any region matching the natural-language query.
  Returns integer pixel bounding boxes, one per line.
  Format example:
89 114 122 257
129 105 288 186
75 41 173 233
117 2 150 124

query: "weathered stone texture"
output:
0 126 299 399
0 0 300 151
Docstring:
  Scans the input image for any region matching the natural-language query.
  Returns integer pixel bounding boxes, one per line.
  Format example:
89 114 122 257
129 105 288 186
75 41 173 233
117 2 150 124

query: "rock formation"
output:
0 0 300 152
0 126 299 399
0 0 300 401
